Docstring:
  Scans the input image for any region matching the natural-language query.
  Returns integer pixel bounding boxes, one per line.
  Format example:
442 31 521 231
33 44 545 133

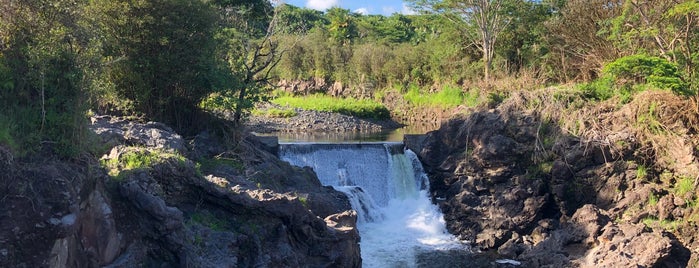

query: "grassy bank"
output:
271 94 391 120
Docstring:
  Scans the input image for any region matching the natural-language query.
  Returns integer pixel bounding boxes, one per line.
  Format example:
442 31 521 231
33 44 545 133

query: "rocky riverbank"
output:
246 102 402 134
417 89 698 267
0 115 361 267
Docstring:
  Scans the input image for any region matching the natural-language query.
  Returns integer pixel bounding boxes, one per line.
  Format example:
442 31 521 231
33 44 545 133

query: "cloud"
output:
401 4 416 15
306 0 339 11
354 7 369 15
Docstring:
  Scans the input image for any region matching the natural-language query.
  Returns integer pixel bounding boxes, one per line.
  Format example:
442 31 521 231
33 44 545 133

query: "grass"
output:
636 165 648 181
641 216 681 232
252 107 298 118
196 156 244 174
675 176 694 196
648 192 659 206
271 94 390 120
403 84 480 109
101 147 187 179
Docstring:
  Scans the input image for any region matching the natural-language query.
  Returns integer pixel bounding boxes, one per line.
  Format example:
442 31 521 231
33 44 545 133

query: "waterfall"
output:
279 142 465 267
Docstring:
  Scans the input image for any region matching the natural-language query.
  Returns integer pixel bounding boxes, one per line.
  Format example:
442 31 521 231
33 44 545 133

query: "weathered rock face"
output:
1 116 361 267
420 110 549 248
0 148 116 268
418 91 694 266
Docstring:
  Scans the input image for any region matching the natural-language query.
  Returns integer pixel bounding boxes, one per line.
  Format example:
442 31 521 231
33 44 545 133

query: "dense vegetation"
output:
271 1 698 95
1 0 698 158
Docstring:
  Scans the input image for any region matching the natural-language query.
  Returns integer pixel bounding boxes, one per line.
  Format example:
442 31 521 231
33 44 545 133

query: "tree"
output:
410 0 513 81
326 7 358 45
607 0 699 90
546 0 623 81
0 0 93 156
90 0 219 133
215 1 288 124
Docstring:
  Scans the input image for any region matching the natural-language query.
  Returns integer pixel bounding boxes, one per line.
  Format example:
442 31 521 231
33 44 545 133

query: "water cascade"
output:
279 142 465 267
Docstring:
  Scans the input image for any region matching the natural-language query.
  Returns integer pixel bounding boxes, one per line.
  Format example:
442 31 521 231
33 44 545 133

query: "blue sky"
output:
282 0 415 16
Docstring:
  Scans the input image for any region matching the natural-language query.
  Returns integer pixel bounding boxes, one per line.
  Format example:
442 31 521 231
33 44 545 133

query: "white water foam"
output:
279 143 466 267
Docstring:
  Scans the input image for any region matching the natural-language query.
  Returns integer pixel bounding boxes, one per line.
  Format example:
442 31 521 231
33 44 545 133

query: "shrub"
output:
603 54 689 95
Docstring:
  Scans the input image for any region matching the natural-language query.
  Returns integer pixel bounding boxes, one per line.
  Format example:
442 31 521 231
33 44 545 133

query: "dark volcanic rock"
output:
420 110 547 249
418 97 693 266
1 116 361 268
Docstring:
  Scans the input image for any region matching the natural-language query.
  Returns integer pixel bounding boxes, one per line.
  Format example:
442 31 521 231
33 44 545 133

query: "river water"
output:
278 142 471 267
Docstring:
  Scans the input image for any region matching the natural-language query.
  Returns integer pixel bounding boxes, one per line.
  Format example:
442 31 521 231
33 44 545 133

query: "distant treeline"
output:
271 1 698 93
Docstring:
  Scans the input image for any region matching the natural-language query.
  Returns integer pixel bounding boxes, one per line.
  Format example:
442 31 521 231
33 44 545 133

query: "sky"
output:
282 0 415 16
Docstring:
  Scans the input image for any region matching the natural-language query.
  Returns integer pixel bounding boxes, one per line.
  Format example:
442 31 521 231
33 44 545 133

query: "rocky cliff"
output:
0 115 361 267
419 89 698 267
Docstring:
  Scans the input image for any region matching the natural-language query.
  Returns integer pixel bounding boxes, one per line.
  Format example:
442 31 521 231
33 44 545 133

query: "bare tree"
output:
411 0 511 81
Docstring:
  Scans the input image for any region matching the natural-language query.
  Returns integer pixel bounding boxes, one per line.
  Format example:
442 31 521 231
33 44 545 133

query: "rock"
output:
584 223 690 267
245 102 400 135
567 204 611 246
79 189 122 265
90 115 187 154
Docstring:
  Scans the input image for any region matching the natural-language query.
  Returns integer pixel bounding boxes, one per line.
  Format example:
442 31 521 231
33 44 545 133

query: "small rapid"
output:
279 142 466 267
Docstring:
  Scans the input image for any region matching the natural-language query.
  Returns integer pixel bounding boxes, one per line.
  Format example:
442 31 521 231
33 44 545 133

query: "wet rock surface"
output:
419 90 696 267
1 116 361 267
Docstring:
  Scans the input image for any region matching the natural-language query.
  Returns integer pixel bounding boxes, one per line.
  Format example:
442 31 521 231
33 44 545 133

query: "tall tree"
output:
0 0 93 156
90 0 219 133
410 0 513 81
215 0 288 124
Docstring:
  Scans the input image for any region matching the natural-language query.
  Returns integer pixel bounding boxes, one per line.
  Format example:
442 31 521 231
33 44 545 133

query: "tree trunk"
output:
233 85 246 125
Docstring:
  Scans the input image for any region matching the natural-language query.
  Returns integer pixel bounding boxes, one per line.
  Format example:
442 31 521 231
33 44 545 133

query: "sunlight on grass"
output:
271 94 390 120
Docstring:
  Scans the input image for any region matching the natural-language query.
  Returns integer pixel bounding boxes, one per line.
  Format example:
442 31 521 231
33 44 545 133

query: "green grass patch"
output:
648 192 659 206
403 84 480 108
252 107 298 118
271 94 390 120
675 176 695 196
101 147 187 179
641 216 681 232
196 156 244 174
636 164 648 181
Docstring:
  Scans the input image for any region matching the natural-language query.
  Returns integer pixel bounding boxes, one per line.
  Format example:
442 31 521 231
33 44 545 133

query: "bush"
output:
603 54 689 95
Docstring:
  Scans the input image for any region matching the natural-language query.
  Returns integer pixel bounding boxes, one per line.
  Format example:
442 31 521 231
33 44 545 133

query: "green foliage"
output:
637 102 663 134
642 216 681 232
675 176 695 196
0 0 93 158
578 77 616 101
648 192 659 206
102 148 187 178
91 0 220 132
636 164 648 181
196 156 244 174
403 84 480 108
271 94 391 120
327 8 358 44
603 54 689 95
276 4 327 34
